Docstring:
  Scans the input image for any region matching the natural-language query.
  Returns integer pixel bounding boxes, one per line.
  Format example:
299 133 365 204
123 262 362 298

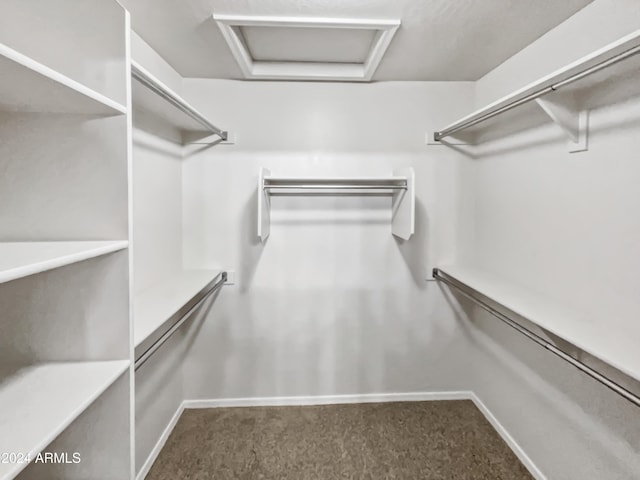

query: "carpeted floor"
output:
146 400 534 479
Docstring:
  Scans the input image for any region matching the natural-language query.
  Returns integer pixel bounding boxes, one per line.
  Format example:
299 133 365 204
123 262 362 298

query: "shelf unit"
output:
134 270 224 363
0 1 133 478
0 43 126 116
436 265 640 385
131 60 227 145
0 241 128 284
258 168 415 241
432 29 640 151
0 361 129 480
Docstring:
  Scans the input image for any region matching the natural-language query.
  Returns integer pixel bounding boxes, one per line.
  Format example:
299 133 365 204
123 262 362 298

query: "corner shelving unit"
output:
258 168 416 241
432 29 640 151
131 60 227 145
0 1 132 478
434 265 640 405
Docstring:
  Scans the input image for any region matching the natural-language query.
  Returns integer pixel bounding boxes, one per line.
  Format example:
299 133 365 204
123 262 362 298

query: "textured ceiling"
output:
120 0 594 81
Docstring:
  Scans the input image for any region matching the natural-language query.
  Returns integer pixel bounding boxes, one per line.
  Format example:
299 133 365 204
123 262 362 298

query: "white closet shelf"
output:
0 43 126 116
134 270 224 358
131 60 227 144
264 176 409 184
258 169 416 241
0 241 129 284
433 29 640 146
0 360 129 480
438 265 640 383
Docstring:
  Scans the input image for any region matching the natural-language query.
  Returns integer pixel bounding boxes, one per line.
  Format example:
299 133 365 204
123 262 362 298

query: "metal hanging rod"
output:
131 62 227 141
434 42 640 141
264 184 407 190
135 272 227 371
432 268 640 408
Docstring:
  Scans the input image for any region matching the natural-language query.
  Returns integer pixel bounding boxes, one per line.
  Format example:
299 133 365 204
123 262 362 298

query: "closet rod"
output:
432 268 640 408
434 43 640 141
264 185 407 190
134 272 227 371
131 63 227 141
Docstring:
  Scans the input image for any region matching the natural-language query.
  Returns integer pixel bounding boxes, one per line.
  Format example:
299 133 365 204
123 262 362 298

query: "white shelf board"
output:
0 241 128 284
0 43 126 116
0 360 129 480
131 60 223 142
134 270 222 354
259 169 415 241
434 29 640 142
439 265 640 383
264 176 408 183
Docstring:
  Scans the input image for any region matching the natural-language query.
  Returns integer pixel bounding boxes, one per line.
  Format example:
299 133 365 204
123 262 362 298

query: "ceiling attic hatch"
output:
213 14 400 81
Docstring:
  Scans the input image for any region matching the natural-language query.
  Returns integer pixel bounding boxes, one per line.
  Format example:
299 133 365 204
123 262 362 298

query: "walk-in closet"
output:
1 1 639 479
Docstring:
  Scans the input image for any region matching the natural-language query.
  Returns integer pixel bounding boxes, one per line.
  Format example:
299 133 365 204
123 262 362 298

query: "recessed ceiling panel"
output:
241 26 376 64
214 15 400 81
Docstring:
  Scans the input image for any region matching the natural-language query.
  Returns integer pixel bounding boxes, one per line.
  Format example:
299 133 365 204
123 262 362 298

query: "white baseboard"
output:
139 391 544 480
136 402 185 480
183 391 471 409
468 392 547 480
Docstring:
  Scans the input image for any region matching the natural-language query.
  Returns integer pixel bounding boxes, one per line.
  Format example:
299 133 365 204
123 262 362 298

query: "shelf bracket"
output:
535 94 588 153
426 132 469 146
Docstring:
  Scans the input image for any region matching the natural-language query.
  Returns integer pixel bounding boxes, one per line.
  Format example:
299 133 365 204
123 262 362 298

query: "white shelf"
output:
258 169 415 241
131 60 226 144
0 241 129 284
264 176 409 184
439 265 640 383
134 270 223 357
0 360 129 480
434 29 640 143
0 43 126 116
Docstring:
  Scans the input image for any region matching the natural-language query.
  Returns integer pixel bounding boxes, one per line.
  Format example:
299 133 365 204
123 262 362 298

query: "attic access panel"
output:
214 14 400 81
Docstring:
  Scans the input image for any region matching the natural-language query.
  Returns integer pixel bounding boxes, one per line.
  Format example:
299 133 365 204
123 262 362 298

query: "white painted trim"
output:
183 391 471 409
139 391 544 480
136 403 185 480
468 392 547 480
213 14 400 81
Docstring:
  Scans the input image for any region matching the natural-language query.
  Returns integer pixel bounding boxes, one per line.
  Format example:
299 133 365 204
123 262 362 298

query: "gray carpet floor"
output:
146 400 534 479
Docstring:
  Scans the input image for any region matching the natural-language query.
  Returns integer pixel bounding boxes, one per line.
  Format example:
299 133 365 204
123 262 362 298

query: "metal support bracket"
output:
535 93 588 153
426 132 469 146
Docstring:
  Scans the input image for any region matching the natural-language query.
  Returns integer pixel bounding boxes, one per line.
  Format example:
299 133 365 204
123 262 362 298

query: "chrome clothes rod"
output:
131 63 227 141
432 268 640 408
263 185 407 190
135 271 227 371
434 43 640 141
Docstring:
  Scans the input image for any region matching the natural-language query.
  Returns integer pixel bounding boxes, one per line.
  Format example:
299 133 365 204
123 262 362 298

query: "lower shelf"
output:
134 270 223 360
0 360 129 480
438 265 640 384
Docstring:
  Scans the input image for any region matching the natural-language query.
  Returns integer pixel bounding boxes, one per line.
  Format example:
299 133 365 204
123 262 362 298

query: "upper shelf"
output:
258 169 415 241
263 175 410 192
433 29 640 144
437 265 640 384
0 241 128 284
0 43 126 116
131 60 227 144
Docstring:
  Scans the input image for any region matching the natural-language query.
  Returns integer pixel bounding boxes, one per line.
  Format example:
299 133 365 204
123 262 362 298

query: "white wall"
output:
179 80 477 400
456 0 640 477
